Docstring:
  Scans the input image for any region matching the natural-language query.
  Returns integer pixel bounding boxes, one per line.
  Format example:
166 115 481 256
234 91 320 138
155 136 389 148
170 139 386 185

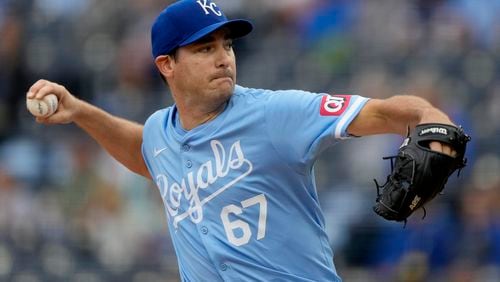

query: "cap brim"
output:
179 19 253 47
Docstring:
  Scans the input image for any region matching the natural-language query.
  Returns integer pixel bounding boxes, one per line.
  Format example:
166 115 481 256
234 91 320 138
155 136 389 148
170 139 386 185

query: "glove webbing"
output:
373 153 427 227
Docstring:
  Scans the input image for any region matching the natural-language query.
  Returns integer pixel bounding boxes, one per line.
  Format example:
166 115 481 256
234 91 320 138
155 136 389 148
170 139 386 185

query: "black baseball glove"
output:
373 123 471 222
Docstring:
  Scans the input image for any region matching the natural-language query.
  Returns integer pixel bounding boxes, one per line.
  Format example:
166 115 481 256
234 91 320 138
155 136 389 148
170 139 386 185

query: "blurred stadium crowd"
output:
1 0 500 281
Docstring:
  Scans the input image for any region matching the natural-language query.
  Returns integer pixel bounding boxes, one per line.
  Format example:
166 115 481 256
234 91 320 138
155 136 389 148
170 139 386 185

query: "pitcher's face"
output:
170 29 237 106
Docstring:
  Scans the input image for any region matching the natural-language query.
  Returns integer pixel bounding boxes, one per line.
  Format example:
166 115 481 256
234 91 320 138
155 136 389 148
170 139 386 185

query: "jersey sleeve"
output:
264 90 369 166
141 108 170 177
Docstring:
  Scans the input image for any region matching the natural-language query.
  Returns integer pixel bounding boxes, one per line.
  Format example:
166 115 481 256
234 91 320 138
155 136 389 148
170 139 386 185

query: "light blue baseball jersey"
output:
142 85 369 282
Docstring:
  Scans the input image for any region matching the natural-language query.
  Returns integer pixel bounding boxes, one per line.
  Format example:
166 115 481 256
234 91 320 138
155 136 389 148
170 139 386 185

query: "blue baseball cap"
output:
151 0 253 58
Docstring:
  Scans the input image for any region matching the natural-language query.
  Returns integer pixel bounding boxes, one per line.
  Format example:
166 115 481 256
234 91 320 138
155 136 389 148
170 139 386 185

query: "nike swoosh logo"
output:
154 147 168 158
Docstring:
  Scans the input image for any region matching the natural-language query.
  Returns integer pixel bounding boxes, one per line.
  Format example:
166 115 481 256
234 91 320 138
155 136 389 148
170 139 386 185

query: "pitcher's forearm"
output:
73 100 151 178
27 79 151 178
348 95 454 137
382 95 453 132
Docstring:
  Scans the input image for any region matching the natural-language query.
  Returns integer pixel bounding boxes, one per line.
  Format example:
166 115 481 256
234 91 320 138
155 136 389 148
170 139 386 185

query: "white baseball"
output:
26 94 59 117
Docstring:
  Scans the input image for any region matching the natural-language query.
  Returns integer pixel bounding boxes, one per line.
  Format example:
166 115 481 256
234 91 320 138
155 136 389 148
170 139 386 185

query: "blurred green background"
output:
1 0 499 281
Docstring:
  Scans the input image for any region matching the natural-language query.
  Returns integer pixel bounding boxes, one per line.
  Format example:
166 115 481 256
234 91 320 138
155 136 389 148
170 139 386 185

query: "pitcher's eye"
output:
199 46 213 53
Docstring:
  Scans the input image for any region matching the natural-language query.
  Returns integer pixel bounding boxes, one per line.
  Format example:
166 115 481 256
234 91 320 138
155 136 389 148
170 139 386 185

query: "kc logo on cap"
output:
196 0 223 16
151 0 253 58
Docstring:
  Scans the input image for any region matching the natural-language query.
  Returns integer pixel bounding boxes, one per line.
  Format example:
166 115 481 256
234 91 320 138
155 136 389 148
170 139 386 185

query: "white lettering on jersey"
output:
155 140 253 228
196 0 223 16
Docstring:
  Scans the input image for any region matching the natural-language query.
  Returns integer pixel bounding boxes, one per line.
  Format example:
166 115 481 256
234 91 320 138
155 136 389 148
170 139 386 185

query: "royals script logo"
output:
155 140 253 228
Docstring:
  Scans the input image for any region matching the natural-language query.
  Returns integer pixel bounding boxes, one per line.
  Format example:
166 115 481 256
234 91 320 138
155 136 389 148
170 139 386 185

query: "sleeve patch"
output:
320 95 351 116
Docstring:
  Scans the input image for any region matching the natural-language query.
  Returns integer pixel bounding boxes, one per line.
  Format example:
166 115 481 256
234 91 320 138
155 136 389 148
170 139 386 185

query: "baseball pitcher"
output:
27 0 469 281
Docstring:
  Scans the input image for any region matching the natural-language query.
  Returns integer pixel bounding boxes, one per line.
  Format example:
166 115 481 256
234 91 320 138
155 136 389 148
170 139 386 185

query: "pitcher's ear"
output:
155 55 175 78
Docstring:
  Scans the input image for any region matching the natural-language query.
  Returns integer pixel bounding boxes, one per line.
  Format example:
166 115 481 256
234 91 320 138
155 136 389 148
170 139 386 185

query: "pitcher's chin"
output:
213 79 235 95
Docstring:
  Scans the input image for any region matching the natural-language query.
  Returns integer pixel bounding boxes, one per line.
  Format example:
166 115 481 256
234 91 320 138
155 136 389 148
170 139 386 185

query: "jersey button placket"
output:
201 226 208 235
220 263 228 271
180 143 192 168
